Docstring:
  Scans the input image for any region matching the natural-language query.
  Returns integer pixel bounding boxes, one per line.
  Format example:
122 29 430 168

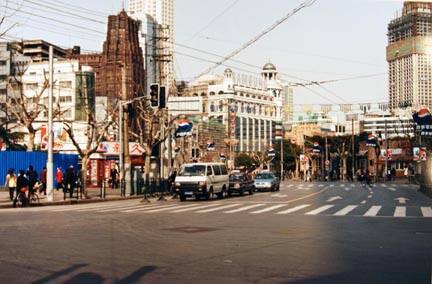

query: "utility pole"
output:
46 46 54 202
280 137 284 181
351 118 355 180
325 133 329 181
384 118 388 182
120 66 132 196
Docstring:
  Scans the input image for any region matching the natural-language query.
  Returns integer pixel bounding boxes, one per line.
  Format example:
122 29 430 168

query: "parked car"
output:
254 172 280 192
174 163 229 201
229 172 254 196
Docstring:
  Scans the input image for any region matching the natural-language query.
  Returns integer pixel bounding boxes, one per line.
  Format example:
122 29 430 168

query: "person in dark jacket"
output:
26 165 38 194
14 170 29 207
65 166 76 198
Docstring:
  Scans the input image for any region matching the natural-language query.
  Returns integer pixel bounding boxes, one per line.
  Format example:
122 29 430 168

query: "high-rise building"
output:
387 0 432 110
128 0 175 94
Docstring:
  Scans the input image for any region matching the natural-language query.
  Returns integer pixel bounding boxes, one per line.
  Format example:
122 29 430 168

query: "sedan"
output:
254 172 280 192
229 173 254 196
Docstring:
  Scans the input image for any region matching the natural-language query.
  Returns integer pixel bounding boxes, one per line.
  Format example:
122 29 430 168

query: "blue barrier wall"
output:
0 151 79 185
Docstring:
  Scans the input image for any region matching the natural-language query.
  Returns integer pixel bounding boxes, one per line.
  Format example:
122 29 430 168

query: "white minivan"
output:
174 163 230 201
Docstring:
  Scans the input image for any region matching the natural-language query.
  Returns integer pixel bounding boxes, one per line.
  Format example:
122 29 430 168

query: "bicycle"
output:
13 187 29 208
28 190 40 206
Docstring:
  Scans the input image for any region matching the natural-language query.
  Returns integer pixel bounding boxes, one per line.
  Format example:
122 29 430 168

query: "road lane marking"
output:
363 206 381 217
329 184 335 188
394 206 406 217
143 204 199 213
305 205 335 215
271 193 288 198
368 195 372 199
388 188 396 192
361 200 366 204
327 196 342 202
318 184 324 187
401 184 409 187
391 184 397 187
196 203 242 213
122 204 180 213
421 207 432 217
277 204 311 214
74 202 142 212
351 184 355 188
381 184 387 188
334 205 358 216
340 184 345 187
50 201 138 212
224 204 266 213
97 204 161 212
250 204 287 214
277 189 327 204
170 203 222 213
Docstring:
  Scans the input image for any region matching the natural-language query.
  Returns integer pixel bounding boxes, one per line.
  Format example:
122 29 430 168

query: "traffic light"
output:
150 83 159 108
159 86 166 109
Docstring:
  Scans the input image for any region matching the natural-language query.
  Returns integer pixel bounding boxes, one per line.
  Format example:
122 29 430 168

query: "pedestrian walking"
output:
65 165 76 199
110 167 118 189
167 169 177 196
56 167 63 191
40 167 47 195
5 169 17 201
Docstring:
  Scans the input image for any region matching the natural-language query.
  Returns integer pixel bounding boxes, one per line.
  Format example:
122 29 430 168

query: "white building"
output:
169 63 291 153
20 60 96 152
128 0 175 94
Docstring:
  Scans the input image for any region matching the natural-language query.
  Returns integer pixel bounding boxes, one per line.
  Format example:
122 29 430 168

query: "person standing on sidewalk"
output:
65 166 76 198
40 167 47 195
56 167 63 191
5 169 17 201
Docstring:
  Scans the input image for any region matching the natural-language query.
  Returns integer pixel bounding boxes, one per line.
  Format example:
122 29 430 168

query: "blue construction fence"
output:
0 151 79 186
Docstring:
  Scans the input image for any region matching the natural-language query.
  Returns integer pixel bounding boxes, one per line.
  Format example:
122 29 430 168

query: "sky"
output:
2 0 406 105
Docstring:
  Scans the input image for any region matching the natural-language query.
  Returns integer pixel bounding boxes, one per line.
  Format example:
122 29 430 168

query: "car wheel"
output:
228 190 233 197
240 189 244 196
249 189 254 195
195 195 201 201
180 194 186 202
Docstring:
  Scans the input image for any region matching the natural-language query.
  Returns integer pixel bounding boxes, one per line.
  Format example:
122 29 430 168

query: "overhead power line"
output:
187 0 241 42
37 0 108 18
193 0 318 80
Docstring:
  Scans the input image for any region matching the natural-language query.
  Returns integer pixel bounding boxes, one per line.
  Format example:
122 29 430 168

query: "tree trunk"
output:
295 158 300 179
81 156 89 196
27 130 35 152
144 153 151 190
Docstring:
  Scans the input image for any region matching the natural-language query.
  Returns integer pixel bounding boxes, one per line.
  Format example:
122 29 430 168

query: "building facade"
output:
21 60 96 151
128 0 175 94
387 1 432 110
169 63 289 154
70 10 145 102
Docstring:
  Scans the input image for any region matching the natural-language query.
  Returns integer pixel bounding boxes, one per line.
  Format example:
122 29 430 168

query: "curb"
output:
0 195 148 209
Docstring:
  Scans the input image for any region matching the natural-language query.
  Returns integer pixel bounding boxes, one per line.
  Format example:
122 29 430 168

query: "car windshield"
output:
256 173 274 180
179 165 206 176
230 174 244 181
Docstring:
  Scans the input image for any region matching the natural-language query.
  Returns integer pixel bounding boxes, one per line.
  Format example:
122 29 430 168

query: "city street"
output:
0 181 431 283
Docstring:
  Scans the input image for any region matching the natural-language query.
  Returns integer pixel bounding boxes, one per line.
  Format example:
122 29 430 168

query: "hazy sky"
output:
3 0 405 105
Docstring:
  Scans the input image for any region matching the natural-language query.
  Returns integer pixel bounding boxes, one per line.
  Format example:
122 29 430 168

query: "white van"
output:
174 163 230 201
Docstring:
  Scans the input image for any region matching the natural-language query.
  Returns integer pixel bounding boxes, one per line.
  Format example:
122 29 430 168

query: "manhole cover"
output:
163 226 220 234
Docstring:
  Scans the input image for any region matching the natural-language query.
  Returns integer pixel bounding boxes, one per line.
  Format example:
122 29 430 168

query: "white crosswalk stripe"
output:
350 184 355 188
224 204 266 213
363 206 381 217
196 203 242 213
250 204 287 214
50 201 138 212
401 184 409 188
394 206 406 217
381 184 387 188
97 204 160 213
75 202 141 212
334 205 358 216
421 207 432 217
122 204 180 213
305 205 334 215
144 204 199 213
170 203 222 213
329 184 335 188
277 204 310 215
318 184 324 187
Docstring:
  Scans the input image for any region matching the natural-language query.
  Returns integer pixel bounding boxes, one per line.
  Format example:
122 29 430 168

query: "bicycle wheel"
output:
14 194 27 208
29 193 40 206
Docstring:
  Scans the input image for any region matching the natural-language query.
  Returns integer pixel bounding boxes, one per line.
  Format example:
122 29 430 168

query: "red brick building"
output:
69 10 145 101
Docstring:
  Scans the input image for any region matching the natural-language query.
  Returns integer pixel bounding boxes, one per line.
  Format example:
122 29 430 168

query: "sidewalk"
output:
0 187 159 209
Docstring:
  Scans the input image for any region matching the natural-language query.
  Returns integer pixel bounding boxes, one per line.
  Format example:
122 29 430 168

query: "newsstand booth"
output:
88 142 145 187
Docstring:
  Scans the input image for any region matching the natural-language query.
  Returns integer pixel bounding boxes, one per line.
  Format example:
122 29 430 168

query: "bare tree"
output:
6 64 49 151
63 99 118 192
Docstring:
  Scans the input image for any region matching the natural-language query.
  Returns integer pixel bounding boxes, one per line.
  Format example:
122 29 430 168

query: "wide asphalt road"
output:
0 181 431 283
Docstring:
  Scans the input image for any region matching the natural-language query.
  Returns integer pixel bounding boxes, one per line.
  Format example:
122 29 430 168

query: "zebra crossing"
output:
43 200 432 218
280 183 415 191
